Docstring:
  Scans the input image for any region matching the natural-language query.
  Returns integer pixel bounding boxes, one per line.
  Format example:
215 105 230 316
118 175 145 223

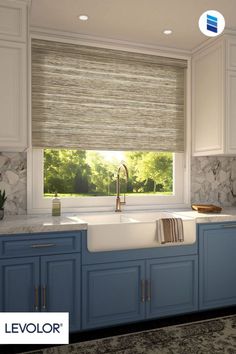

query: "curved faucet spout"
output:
115 163 129 212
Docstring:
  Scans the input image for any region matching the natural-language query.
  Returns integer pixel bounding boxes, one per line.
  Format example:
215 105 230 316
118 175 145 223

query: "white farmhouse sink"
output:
70 213 137 224
74 211 196 252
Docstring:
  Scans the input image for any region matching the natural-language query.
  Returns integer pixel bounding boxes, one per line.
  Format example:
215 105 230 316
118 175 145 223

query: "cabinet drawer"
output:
0 232 81 258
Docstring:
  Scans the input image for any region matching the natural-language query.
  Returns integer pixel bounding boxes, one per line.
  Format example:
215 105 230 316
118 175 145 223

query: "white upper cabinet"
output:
0 0 28 152
0 0 27 42
192 35 236 156
227 37 236 70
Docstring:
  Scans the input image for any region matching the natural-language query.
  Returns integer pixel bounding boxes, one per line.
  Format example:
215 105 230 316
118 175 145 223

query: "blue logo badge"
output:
199 10 225 37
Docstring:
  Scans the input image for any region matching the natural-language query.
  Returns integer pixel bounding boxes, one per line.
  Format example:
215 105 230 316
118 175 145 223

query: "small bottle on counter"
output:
52 192 61 216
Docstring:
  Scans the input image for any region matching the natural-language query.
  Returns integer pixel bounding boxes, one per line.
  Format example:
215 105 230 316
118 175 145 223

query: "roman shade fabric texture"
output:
32 39 187 152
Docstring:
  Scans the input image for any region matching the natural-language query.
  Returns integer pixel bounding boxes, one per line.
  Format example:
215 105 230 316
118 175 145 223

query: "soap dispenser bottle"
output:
52 192 61 216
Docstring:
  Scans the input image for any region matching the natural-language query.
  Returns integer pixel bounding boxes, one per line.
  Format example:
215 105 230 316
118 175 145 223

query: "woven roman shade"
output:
32 39 187 151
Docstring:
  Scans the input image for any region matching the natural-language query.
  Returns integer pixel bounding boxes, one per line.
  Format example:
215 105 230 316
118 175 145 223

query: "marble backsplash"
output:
191 156 236 207
1 152 236 215
0 152 27 215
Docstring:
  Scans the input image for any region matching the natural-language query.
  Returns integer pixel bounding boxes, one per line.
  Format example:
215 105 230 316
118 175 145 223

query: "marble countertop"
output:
170 208 236 223
1 208 236 235
0 214 87 235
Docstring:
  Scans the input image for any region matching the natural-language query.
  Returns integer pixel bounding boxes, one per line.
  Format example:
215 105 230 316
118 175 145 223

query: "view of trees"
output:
44 149 173 197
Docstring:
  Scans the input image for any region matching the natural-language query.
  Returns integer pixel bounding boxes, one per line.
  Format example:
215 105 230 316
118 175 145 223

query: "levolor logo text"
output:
0 313 69 344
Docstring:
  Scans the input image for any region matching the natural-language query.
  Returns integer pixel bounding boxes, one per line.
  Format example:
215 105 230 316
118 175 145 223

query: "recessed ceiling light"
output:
163 29 173 35
78 14 89 21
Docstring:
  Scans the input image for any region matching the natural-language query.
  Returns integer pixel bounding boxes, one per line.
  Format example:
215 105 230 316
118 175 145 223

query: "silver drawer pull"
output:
31 243 56 248
223 224 236 229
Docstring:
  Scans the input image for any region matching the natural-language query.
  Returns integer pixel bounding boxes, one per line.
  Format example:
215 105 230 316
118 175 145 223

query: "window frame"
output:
27 149 190 214
28 33 191 214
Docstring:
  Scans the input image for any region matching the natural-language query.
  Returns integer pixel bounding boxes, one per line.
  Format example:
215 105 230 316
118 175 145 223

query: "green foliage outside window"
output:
44 150 173 197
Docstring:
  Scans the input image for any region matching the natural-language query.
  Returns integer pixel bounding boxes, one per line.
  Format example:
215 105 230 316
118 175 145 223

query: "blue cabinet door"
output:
41 253 81 332
199 223 236 310
0 257 40 312
146 256 198 318
82 260 145 329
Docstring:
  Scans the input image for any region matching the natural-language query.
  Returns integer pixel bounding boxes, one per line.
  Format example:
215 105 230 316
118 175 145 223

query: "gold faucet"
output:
115 163 129 212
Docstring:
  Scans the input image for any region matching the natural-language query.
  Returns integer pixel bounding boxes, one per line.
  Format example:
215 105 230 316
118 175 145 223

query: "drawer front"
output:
0 232 82 258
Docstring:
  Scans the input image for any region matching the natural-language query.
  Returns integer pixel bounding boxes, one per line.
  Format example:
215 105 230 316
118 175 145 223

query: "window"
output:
29 39 190 213
28 149 188 213
43 150 173 197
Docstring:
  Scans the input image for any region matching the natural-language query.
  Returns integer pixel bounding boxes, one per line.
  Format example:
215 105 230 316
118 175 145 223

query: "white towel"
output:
156 218 184 244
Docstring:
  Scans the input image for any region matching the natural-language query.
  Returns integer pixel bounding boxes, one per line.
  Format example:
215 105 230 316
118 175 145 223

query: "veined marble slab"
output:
1 208 236 235
0 214 87 235
170 208 236 223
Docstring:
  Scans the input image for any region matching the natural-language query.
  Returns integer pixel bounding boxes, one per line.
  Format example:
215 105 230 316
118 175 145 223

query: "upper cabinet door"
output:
0 40 27 151
192 35 236 156
0 0 27 42
226 71 236 153
0 0 28 151
192 40 225 156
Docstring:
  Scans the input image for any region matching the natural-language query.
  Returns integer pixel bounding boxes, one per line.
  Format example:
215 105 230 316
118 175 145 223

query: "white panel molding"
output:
227 37 236 70
184 57 191 205
30 26 191 60
191 30 236 55
0 0 27 42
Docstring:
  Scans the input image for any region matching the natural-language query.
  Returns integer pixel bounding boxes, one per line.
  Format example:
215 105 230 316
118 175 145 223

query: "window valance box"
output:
32 39 187 152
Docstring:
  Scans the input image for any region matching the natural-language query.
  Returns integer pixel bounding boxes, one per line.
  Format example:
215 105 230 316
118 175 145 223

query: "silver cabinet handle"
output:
31 243 56 248
223 224 236 229
34 286 39 311
42 286 47 310
141 280 145 303
146 280 151 302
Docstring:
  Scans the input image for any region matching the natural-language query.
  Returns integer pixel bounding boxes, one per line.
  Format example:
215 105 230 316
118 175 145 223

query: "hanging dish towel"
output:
156 218 184 244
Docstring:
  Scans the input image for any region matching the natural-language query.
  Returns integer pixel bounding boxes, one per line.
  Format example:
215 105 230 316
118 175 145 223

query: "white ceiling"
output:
30 0 236 52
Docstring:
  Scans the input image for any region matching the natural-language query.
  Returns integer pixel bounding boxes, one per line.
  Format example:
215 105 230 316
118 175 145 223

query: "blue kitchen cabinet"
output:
199 223 236 310
146 256 198 318
41 253 81 332
0 257 39 312
82 260 146 329
0 231 83 332
82 255 198 330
